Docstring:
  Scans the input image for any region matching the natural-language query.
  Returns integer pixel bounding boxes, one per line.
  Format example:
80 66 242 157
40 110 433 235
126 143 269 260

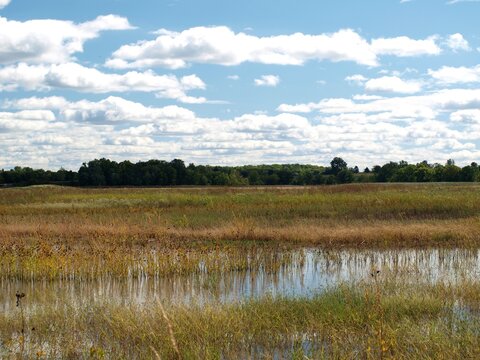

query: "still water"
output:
1 248 479 312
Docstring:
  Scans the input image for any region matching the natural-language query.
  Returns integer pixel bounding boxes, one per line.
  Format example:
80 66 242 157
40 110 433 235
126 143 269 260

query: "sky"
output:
1 0 480 170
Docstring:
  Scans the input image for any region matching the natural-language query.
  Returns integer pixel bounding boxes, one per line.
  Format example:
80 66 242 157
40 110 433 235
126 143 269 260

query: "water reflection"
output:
1 248 479 312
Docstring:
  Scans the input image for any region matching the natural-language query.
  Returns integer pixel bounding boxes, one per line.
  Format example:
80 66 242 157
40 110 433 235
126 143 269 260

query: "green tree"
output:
336 169 354 184
330 157 348 175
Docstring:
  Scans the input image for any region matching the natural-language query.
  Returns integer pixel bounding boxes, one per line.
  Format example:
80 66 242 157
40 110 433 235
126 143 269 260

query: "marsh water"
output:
1 248 479 312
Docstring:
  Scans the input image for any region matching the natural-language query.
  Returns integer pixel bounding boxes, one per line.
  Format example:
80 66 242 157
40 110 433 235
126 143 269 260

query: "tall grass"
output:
1 184 480 358
0 280 479 359
1 184 480 279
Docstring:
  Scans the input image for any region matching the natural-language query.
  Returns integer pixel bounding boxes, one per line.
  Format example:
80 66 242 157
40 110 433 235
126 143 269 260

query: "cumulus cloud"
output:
277 88 480 129
254 75 280 87
0 95 316 168
3 96 69 110
106 27 378 68
0 109 60 133
105 26 443 69
0 14 133 65
428 64 480 84
0 109 55 121
364 76 422 94
5 96 196 123
2 92 480 170
371 36 442 57
445 33 471 51
346 74 422 94
0 13 477 169
0 0 10 9
0 63 207 103
450 109 480 123
31 134 74 145
370 36 441 57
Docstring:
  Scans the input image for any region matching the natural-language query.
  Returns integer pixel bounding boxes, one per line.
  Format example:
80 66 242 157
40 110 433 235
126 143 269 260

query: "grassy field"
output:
1 184 480 279
1 184 480 358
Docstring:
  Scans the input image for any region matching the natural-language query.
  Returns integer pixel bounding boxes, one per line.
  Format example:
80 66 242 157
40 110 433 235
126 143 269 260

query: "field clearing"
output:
1 184 480 358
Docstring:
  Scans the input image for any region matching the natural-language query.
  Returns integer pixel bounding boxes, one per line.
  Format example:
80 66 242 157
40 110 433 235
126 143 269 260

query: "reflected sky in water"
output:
1 248 479 313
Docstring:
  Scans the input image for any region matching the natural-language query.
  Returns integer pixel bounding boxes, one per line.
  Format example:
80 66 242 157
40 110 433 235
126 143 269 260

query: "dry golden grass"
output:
1 184 480 279
1 184 480 358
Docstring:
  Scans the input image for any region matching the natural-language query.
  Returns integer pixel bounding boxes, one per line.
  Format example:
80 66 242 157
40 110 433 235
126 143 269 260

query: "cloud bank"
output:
0 63 207 103
106 26 441 69
2 88 480 170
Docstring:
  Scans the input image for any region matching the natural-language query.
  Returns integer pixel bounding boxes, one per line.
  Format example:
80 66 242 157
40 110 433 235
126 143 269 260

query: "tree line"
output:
1 157 479 187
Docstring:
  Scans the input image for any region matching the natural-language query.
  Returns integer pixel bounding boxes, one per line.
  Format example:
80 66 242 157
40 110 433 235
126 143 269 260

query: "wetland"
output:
1 184 480 358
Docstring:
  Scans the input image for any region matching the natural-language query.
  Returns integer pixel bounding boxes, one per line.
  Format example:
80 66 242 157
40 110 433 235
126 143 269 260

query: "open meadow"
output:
1 184 480 358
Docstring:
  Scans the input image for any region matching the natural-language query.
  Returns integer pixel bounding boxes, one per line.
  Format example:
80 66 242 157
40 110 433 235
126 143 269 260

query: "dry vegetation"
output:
1 279 480 359
1 184 480 358
1 184 480 279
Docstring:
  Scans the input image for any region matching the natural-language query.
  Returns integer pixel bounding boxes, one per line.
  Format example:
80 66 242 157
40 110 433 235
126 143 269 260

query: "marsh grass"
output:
1 250 479 358
1 184 480 358
2 184 480 280
0 280 479 359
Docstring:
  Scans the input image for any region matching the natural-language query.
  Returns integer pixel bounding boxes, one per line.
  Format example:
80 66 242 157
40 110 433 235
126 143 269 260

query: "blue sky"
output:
1 0 479 169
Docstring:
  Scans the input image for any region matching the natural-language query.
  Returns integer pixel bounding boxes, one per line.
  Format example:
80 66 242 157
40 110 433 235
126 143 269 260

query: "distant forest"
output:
1 157 479 187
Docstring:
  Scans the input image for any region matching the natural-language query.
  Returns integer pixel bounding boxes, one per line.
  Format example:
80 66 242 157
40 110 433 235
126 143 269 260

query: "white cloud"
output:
0 95 319 168
428 65 480 84
345 74 368 84
106 26 443 69
378 68 419 78
277 88 480 118
450 109 480 123
0 109 60 133
0 110 55 121
6 95 196 124
0 14 133 65
353 94 385 101
364 76 422 94
0 63 207 103
227 75 240 80
232 113 309 132
0 0 10 9
447 0 480 4
445 33 471 51
32 134 74 145
2 93 480 169
278 98 356 114
107 27 378 68
254 75 280 87
371 36 441 57
3 96 69 110
346 74 422 94
0 63 50 91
